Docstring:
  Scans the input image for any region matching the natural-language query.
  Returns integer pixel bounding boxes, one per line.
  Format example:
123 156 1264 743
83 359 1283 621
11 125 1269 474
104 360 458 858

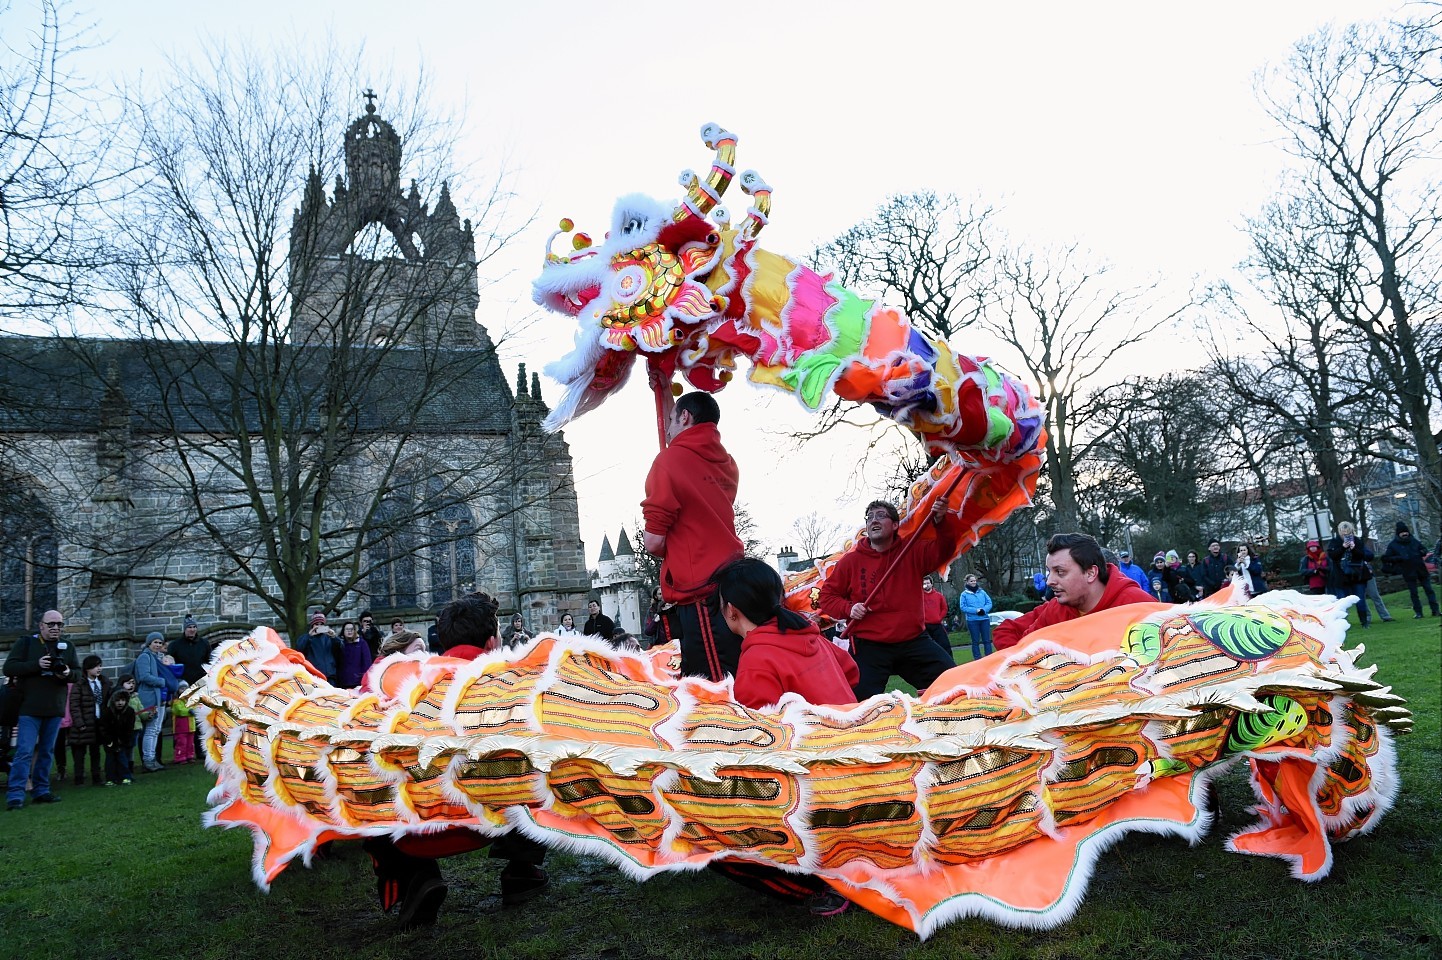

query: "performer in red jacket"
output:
710 556 856 917
641 392 745 680
921 575 951 656
818 497 961 698
994 533 1155 650
715 557 859 709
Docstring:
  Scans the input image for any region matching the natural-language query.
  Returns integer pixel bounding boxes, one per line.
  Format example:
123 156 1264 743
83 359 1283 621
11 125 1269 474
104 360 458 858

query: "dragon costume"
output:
193 124 1407 935
192 587 1406 936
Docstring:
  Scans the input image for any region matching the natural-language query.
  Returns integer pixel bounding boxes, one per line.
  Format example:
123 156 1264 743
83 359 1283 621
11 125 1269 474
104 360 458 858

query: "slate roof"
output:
0 335 518 435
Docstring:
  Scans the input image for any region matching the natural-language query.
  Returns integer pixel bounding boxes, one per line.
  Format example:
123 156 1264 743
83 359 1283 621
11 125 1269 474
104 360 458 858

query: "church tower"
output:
288 92 490 350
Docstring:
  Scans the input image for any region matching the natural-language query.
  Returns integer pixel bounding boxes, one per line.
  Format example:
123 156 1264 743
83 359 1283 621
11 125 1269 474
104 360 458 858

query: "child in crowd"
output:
100 688 137 785
123 676 145 773
67 654 110 785
170 697 196 764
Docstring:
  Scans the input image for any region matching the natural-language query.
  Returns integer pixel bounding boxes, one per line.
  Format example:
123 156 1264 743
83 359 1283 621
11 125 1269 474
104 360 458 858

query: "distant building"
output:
0 96 590 669
591 528 647 635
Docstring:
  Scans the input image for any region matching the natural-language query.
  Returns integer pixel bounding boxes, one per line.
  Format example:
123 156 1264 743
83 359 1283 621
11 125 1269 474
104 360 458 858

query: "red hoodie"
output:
733 620 860 709
642 422 743 604
993 564 1154 650
922 588 948 625
817 514 964 643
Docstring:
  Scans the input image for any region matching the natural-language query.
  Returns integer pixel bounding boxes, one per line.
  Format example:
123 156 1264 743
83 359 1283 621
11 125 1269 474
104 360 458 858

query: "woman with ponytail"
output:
710 557 859 917
713 557 859 709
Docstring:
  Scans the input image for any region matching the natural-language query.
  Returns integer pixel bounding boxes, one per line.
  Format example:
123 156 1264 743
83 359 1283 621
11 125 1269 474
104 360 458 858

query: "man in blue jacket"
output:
1116 550 1153 596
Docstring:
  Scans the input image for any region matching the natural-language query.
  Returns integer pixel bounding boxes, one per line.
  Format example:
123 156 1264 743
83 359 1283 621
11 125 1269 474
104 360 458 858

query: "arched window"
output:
366 496 416 609
429 501 477 606
0 494 58 634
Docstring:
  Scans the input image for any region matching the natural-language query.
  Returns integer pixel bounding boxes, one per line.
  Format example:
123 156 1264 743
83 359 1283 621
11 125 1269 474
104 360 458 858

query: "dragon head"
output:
532 124 772 431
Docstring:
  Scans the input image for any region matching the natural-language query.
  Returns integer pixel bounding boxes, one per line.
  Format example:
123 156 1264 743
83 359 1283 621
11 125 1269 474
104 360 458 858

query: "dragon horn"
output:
674 123 737 223
738 170 772 241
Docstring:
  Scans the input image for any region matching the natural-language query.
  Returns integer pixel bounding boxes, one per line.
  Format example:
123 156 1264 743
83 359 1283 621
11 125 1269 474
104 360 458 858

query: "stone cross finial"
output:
363 88 377 113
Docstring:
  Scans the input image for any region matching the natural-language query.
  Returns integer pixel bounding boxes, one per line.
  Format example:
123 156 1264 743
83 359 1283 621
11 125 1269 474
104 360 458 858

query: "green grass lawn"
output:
2 593 1438 960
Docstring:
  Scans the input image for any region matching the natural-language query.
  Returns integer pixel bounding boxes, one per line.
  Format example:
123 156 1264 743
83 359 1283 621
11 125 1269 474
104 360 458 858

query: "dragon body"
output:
193 587 1406 936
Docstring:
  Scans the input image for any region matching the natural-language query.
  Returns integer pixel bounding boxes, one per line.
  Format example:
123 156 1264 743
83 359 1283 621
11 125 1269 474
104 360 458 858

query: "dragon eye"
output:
624 217 644 234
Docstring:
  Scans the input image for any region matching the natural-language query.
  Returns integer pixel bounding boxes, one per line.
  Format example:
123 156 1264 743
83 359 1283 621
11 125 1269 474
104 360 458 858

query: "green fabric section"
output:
982 362 1003 391
780 283 873 409
984 406 1013 448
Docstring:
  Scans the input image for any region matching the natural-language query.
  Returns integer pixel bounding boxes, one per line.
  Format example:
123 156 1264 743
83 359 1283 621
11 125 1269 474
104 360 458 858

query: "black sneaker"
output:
500 865 549 907
32 793 60 804
397 876 447 930
6 800 21 811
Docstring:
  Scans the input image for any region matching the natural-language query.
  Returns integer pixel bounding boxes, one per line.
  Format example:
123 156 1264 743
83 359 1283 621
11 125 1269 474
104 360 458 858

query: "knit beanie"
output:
1396 521 1410 534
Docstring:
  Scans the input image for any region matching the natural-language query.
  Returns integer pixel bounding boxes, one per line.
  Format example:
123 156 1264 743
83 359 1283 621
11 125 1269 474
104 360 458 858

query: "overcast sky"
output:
56 0 1410 579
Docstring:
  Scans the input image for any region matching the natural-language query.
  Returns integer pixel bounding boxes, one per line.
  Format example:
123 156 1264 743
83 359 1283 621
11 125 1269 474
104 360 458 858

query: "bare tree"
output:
982 242 1181 532
1086 374 1231 554
958 509 1042 595
1259 16 1442 532
1203 191 1378 529
7 43 557 639
788 511 847 563
812 191 994 341
0 0 117 319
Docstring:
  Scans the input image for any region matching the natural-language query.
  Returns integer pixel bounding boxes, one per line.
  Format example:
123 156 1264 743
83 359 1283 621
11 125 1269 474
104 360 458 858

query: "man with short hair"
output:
641 391 745 680
994 534 1155 650
358 610 383 660
363 591 549 929
582 599 616 643
4 610 77 809
1199 539 1232 597
818 498 960 699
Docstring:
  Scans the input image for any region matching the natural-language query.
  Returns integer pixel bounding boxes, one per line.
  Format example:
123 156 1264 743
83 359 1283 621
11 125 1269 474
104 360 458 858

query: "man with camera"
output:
4 609 78 810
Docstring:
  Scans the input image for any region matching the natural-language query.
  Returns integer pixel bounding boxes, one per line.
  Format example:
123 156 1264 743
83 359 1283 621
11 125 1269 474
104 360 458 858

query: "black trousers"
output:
851 634 956 699
70 742 102 784
675 595 742 681
924 623 953 656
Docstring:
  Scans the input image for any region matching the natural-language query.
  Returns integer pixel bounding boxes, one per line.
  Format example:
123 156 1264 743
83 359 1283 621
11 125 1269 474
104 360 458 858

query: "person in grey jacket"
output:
4 610 78 809
133 632 182 772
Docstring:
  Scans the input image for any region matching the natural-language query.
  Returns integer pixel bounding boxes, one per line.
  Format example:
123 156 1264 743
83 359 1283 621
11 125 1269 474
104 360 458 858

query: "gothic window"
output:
366 496 416 609
0 498 58 634
429 501 477 606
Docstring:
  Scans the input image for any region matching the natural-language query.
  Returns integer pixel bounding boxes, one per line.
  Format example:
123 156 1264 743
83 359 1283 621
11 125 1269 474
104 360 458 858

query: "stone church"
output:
0 96 590 666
